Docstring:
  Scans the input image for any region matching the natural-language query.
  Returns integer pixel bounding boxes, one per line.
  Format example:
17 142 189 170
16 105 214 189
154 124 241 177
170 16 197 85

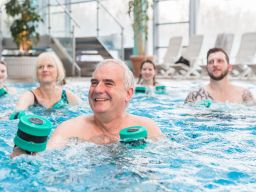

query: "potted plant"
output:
5 0 43 53
128 0 154 77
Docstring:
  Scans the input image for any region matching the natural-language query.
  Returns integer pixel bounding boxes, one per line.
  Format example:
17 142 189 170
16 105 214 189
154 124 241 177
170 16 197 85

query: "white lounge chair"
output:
231 32 256 79
157 36 183 77
169 34 204 78
215 33 234 55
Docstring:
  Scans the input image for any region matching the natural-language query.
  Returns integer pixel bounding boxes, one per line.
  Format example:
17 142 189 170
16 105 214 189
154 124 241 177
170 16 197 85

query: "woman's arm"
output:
16 91 35 110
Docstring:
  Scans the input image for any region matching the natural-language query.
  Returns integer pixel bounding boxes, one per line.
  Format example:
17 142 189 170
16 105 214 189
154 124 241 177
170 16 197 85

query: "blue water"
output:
0 80 256 191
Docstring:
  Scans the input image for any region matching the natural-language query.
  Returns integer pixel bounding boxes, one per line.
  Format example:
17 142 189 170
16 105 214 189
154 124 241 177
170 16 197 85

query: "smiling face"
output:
89 62 133 115
0 63 7 84
206 51 232 81
140 62 156 83
37 58 58 84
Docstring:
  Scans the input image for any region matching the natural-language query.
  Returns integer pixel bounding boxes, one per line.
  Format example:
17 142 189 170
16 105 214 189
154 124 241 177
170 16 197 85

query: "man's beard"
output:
207 68 229 81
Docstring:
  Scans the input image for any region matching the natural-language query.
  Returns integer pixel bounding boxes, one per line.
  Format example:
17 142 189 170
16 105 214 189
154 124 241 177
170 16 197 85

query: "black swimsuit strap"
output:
30 90 39 105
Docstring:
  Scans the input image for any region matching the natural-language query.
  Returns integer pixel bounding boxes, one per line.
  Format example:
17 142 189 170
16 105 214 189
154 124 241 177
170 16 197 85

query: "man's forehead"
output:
208 51 226 59
92 64 124 81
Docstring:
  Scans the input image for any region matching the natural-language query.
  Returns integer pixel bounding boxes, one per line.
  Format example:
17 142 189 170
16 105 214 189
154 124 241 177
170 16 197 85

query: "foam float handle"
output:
9 110 27 120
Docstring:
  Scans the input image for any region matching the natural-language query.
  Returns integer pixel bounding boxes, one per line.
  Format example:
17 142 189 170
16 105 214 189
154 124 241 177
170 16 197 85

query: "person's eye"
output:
91 80 98 86
105 82 114 86
208 60 213 65
218 59 224 63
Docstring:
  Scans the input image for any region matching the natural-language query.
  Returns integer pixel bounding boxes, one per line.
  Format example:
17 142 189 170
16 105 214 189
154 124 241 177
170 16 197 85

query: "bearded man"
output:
185 48 255 104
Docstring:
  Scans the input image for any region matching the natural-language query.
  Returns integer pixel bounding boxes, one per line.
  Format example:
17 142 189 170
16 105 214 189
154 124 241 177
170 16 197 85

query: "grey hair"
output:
94 59 135 89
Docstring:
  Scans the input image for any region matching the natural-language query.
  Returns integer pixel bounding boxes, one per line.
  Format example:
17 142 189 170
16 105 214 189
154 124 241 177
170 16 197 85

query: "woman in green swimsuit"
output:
15 52 81 110
0 60 16 96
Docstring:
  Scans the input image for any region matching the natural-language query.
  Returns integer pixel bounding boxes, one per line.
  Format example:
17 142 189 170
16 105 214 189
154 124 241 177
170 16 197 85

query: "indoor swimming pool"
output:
0 80 256 191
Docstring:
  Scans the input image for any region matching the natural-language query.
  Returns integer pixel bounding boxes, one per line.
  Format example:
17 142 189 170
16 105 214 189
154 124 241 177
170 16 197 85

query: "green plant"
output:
5 0 43 52
128 0 150 55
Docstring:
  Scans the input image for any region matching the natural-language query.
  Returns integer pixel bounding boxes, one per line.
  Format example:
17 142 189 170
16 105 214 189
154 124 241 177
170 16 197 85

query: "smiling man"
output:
11 59 163 157
46 59 163 149
185 48 255 104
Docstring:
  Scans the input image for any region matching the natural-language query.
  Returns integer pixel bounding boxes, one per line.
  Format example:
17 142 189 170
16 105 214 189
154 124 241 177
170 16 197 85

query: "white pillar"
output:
189 0 200 36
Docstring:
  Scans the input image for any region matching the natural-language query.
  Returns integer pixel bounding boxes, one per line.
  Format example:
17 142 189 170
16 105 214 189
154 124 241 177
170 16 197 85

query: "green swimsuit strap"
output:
51 90 69 109
61 89 68 103
0 87 8 97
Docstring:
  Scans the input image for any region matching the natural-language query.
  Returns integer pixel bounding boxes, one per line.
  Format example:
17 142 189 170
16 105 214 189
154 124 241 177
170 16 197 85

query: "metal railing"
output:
47 0 124 61
48 0 81 76
97 0 124 59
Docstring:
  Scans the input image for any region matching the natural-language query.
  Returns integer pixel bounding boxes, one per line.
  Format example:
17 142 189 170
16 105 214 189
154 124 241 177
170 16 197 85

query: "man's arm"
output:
47 120 73 150
138 116 164 140
47 116 87 150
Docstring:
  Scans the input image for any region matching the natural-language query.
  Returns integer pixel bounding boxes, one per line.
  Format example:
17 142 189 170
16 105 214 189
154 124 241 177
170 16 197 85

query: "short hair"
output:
35 52 65 83
207 47 230 64
0 60 7 66
94 59 135 89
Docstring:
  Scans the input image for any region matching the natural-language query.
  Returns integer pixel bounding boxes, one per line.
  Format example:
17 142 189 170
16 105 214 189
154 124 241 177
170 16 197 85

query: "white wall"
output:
198 0 256 60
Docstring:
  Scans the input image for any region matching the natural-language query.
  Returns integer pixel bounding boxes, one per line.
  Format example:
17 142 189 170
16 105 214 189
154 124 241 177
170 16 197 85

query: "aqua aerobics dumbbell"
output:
0 87 7 96
120 126 148 148
199 99 212 108
135 85 166 94
14 115 52 152
9 110 27 120
155 85 166 94
135 86 147 94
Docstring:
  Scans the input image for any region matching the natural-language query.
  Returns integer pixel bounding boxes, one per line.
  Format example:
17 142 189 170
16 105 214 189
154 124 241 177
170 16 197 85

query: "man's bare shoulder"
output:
56 115 95 135
230 84 255 104
47 115 93 149
61 115 90 125
127 114 154 124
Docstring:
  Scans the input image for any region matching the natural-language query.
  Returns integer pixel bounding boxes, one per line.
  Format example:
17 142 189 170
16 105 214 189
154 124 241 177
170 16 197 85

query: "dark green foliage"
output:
5 0 43 50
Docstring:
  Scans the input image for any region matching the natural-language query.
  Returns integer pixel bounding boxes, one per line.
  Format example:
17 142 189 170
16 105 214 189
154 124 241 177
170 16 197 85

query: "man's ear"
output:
125 88 134 102
228 64 233 72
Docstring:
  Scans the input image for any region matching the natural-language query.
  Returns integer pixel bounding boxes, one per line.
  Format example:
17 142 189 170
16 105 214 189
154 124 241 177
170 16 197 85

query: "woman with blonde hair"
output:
15 52 81 110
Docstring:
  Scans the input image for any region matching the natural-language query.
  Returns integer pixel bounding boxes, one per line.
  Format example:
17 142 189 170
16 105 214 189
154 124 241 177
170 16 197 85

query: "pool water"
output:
0 80 256 191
